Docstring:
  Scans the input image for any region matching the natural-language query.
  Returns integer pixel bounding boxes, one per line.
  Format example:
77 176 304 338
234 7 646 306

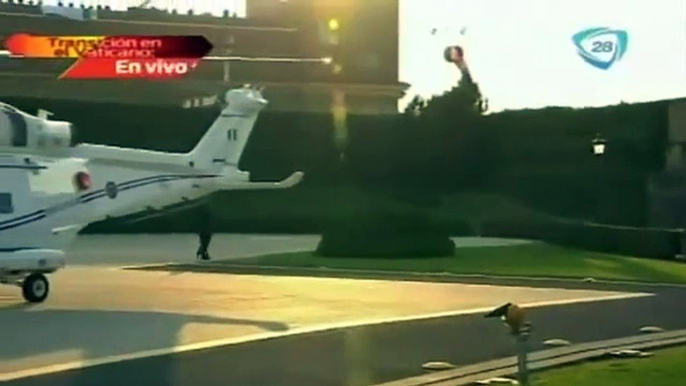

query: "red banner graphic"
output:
61 58 202 79
4 34 213 79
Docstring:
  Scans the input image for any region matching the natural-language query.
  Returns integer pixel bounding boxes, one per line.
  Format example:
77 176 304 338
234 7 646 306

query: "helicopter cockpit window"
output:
4 109 27 147
69 123 80 146
0 193 14 214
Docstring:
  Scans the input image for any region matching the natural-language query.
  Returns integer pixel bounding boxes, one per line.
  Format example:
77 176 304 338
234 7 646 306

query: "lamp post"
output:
591 134 607 221
221 35 235 83
485 303 531 386
323 17 346 161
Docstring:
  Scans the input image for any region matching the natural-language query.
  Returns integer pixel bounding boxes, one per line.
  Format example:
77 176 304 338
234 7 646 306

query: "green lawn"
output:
231 243 686 284
531 345 686 385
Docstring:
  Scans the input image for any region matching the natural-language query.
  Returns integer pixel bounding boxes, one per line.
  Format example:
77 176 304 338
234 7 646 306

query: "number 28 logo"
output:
572 27 628 70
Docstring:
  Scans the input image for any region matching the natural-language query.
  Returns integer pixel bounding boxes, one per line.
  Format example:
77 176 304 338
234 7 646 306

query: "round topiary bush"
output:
316 209 455 258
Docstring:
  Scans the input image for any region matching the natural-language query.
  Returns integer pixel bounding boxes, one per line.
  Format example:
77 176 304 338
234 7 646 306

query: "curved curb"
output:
374 330 686 386
122 262 686 290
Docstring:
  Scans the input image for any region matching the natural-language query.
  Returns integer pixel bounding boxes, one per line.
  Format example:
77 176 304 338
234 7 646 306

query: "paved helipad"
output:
0 235 647 382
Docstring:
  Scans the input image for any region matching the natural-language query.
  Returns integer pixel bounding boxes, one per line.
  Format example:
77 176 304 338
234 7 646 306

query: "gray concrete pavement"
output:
0 265 638 380
4 288 684 386
0 234 652 386
65 234 533 266
64 234 321 266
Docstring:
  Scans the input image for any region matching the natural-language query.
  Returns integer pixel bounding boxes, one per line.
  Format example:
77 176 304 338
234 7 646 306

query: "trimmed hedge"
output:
316 210 456 258
83 213 323 234
84 210 476 236
482 218 685 259
489 167 649 226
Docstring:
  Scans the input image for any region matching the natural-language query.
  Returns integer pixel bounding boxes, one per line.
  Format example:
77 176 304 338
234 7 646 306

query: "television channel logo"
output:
572 27 628 70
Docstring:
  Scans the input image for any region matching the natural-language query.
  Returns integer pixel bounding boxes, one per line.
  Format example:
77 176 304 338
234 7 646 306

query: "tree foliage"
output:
4 76 670 228
422 71 488 119
395 70 494 192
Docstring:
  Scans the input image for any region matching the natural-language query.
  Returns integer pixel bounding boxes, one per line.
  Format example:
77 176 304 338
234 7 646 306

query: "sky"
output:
39 0 686 112
399 0 686 112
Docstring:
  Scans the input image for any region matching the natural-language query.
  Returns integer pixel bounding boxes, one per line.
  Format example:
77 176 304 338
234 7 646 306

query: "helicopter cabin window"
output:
0 193 13 214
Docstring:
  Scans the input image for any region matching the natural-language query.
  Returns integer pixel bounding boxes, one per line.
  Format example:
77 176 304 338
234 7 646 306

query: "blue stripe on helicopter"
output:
0 174 220 231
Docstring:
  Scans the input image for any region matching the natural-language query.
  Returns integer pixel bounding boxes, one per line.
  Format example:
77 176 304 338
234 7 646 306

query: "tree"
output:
422 71 488 121
403 95 428 117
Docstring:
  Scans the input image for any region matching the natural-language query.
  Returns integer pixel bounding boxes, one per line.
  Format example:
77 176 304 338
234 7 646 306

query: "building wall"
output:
667 99 686 169
649 98 686 227
0 2 405 114
182 84 403 115
246 0 399 84
0 1 400 85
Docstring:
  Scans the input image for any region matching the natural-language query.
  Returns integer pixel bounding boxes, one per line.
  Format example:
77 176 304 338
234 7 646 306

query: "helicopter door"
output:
0 160 33 232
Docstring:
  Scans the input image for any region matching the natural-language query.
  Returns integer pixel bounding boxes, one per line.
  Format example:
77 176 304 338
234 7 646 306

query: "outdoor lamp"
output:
592 135 607 156
485 302 527 334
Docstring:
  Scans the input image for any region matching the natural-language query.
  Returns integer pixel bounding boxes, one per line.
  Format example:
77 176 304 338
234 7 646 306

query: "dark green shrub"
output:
482 218 684 259
316 210 455 258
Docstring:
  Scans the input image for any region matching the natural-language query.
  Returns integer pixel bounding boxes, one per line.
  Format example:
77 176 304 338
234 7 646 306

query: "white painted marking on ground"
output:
248 236 299 241
0 292 651 382
116 263 686 290
451 237 536 248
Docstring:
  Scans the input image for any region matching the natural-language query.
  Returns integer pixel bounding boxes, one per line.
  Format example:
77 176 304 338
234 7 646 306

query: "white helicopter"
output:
0 85 304 303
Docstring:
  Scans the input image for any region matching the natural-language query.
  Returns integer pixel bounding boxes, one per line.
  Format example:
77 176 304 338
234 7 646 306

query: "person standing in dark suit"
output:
196 206 213 261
